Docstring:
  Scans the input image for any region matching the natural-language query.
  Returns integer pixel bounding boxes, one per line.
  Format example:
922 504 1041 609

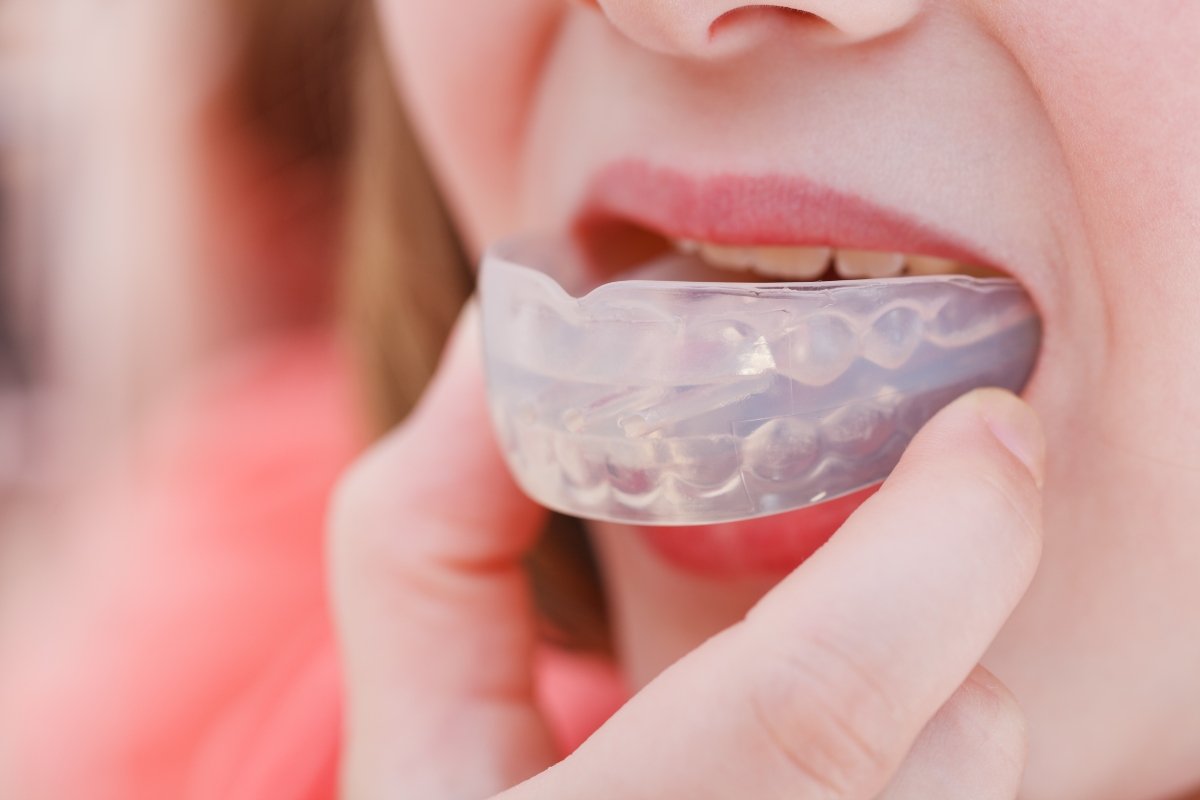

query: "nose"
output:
590 0 922 58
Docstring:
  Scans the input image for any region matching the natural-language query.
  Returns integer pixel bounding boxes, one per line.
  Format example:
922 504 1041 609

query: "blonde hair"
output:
226 0 610 653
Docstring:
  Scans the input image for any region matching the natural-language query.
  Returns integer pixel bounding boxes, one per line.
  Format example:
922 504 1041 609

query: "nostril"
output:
708 5 827 45
592 0 921 60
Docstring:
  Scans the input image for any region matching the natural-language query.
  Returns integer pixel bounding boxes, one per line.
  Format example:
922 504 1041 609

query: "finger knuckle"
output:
749 630 903 797
327 460 374 538
948 672 1028 776
327 428 426 561
328 462 390 553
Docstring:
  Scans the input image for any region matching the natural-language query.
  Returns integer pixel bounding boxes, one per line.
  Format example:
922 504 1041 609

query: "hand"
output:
330 299 1045 800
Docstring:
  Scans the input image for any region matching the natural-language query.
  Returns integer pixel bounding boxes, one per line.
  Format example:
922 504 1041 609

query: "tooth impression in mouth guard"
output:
479 235 1042 526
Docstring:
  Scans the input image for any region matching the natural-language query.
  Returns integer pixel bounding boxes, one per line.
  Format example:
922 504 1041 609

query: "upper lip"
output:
570 158 1009 282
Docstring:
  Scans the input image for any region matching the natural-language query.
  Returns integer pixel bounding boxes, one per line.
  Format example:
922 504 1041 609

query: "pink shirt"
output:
2 328 624 798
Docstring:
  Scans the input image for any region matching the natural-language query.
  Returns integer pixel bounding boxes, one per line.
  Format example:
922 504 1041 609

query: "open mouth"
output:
567 159 1024 292
686 239 1003 280
675 239 1007 280
573 217 1010 290
481 161 1042 574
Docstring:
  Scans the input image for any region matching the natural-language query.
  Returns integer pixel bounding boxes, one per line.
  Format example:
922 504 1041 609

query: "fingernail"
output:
972 389 1046 488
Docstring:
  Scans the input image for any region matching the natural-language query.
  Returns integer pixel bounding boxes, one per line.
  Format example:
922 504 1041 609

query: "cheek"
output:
982 0 1200 459
376 0 566 253
983 1 1200 309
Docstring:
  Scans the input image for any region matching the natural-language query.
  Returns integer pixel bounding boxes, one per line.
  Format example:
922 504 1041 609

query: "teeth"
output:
674 239 993 282
695 243 757 271
959 264 1007 279
906 255 958 275
683 241 831 278
834 249 905 279
746 246 832 280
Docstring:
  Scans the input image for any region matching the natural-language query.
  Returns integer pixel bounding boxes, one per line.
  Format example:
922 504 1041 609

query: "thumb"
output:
329 300 554 799
502 388 1043 800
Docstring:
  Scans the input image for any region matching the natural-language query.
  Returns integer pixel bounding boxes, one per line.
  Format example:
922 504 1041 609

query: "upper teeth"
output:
676 240 994 280
835 249 905 279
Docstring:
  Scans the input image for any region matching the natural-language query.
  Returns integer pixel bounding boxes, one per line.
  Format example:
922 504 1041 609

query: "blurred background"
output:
0 1 363 795
0 0 353 602
0 3 612 794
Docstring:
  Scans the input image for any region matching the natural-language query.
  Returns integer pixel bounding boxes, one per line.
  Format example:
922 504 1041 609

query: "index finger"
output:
329 300 554 798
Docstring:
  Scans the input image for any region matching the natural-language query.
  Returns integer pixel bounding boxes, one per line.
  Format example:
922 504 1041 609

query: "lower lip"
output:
633 485 879 577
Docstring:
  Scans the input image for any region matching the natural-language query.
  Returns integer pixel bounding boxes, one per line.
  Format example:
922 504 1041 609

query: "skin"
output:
343 2 1200 798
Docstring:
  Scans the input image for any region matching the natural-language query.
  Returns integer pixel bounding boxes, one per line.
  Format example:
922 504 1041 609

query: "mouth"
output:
670 239 1004 280
494 160 1042 578
576 228 1008 293
571 159 1021 292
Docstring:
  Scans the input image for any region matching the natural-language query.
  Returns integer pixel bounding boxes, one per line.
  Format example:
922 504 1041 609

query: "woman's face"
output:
377 2 1200 798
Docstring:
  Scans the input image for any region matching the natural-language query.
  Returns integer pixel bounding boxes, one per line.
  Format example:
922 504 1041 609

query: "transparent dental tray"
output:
480 234 1041 526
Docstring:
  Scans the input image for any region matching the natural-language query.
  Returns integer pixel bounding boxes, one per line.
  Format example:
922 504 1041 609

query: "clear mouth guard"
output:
480 234 1041 526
